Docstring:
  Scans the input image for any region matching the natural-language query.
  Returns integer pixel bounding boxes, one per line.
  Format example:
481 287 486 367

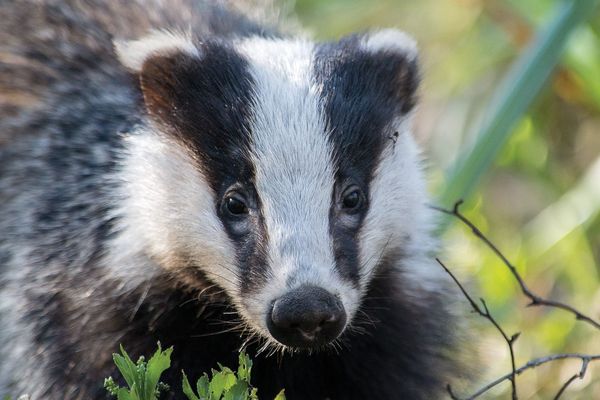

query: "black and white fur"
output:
0 1 461 398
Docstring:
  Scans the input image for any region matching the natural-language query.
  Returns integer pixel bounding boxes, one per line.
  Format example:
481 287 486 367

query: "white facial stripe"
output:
237 38 361 328
241 39 333 270
107 128 238 294
359 116 444 293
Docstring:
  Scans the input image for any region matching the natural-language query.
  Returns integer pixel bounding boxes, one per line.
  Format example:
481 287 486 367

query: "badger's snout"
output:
266 285 347 348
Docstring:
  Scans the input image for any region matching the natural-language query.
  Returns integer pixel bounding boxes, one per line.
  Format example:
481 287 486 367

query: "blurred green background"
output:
289 0 600 398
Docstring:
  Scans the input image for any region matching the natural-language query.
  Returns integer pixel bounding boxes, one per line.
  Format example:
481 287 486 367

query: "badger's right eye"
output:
224 195 248 216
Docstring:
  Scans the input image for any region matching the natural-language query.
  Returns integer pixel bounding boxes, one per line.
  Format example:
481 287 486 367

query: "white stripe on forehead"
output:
237 37 337 285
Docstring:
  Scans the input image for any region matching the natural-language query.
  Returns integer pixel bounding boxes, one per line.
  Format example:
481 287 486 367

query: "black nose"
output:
267 285 347 348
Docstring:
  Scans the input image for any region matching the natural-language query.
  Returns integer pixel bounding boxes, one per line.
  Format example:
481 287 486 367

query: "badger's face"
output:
114 29 435 350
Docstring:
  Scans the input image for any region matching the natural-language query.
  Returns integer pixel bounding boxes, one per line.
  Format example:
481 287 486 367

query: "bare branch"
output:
437 258 519 399
553 374 578 400
465 354 600 399
446 384 461 400
553 357 591 400
432 200 600 331
434 200 600 399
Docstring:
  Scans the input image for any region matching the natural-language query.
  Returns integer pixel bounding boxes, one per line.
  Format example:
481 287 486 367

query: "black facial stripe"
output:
327 207 361 286
313 34 419 286
142 40 255 188
237 200 271 296
139 40 269 292
313 34 419 179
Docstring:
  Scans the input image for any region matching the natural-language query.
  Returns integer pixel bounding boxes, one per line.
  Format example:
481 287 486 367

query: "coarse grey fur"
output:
0 1 466 399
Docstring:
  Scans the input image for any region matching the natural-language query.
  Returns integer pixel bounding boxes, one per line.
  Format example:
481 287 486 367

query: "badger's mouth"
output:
264 285 347 349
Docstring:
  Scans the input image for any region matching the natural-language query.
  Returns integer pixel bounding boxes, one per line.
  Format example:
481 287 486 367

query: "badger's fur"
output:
0 1 460 398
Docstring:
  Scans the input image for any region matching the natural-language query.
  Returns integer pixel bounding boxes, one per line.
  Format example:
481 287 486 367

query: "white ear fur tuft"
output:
361 29 418 60
114 30 199 71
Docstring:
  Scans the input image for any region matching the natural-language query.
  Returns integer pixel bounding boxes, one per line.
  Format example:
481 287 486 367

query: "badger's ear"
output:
114 31 201 123
359 29 418 61
316 29 420 116
114 30 199 72
114 31 253 158
358 29 419 114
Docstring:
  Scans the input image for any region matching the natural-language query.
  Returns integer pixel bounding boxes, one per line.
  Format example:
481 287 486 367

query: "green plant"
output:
104 344 172 400
104 344 285 400
182 352 285 400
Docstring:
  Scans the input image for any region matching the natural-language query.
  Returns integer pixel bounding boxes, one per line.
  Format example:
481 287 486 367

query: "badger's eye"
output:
341 186 364 212
224 195 248 216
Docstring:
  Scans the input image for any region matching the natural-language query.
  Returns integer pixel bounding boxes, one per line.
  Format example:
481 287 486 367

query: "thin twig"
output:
432 200 600 331
553 357 591 400
437 258 519 400
434 199 600 399
553 374 578 400
465 354 600 399
446 384 461 400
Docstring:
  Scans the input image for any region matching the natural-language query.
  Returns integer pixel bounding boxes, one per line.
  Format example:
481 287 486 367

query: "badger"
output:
0 1 461 399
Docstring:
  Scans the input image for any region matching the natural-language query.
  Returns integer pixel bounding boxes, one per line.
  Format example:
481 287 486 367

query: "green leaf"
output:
208 369 230 399
196 374 210 399
223 369 237 392
274 389 286 400
209 374 224 399
116 387 133 400
105 343 172 400
113 345 139 389
144 344 173 399
223 381 249 400
237 352 252 382
182 372 200 400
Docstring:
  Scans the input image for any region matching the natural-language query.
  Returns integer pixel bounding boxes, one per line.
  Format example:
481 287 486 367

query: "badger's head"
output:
113 29 437 351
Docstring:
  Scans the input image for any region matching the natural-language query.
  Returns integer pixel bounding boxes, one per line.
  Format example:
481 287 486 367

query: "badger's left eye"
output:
223 194 249 216
341 186 364 212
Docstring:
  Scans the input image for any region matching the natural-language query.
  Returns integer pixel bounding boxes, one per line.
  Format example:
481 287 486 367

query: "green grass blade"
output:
438 0 598 215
